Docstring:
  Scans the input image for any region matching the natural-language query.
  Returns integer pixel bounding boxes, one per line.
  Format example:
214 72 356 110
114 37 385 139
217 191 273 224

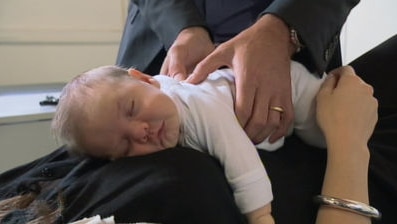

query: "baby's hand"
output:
246 204 275 224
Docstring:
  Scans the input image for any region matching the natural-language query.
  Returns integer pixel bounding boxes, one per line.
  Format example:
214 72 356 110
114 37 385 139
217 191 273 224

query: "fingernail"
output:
325 73 334 79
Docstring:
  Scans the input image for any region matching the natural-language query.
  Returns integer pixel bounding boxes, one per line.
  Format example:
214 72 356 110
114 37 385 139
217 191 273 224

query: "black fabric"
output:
350 34 397 111
204 0 272 44
2 210 30 224
0 148 245 224
62 148 246 224
259 136 326 224
349 34 397 224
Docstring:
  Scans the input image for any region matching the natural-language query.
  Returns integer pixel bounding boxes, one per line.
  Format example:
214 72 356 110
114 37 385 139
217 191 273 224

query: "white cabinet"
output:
0 0 128 173
0 84 63 173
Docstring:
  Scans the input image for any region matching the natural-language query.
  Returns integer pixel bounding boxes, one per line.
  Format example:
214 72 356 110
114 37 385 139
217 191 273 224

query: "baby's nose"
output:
131 121 149 143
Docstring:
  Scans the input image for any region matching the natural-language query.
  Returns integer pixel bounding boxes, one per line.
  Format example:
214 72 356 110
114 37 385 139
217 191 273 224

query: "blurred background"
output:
0 0 128 86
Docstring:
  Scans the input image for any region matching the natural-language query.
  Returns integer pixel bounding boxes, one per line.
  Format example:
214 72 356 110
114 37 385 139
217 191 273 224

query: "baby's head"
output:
52 65 181 160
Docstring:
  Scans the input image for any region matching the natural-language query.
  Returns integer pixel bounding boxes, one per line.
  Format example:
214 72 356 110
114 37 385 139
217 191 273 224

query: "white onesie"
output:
154 61 326 213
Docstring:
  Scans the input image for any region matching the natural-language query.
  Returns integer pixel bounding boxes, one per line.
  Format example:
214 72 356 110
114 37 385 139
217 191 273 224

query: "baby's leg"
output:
290 61 327 148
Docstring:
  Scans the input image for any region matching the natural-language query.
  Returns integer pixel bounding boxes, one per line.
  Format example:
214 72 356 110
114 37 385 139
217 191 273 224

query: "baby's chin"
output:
162 133 179 149
160 139 179 152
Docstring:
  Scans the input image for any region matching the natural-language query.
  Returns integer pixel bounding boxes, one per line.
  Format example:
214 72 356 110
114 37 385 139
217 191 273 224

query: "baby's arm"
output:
187 95 274 219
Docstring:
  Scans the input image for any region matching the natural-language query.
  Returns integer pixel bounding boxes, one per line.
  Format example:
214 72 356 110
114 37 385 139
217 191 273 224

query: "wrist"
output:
179 26 211 41
256 14 301 57
326 137 370 164
256 14 291 53
314 195 381 220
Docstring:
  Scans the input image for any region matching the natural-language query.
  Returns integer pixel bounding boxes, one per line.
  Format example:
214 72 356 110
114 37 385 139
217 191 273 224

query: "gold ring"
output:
269 106 284 113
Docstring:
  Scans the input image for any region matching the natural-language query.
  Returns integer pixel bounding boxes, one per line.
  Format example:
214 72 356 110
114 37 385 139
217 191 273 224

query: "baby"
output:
52 62 326 223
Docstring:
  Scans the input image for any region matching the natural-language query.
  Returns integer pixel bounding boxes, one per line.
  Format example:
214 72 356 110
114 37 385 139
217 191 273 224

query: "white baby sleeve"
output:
290 61 327 148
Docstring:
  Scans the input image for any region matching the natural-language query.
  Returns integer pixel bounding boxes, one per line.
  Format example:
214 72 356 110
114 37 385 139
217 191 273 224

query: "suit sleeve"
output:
132 0 208 49
262 0 360 74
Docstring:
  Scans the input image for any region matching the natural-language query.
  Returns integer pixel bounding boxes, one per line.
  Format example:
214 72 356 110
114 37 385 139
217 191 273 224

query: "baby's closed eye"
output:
127 100 135 117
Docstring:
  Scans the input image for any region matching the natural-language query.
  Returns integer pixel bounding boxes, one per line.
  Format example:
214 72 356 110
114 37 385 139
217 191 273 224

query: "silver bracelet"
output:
314 195 381 219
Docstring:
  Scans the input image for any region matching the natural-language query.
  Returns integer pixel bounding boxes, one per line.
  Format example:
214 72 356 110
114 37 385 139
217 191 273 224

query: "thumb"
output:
329 65 356 78
169 61 188 81
320 73 338 93
174 72 189 81
186 54 226 84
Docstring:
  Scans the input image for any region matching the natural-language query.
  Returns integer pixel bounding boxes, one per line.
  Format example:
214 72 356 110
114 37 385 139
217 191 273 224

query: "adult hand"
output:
186 15 295 144
160 27 215 81
316 66 378 148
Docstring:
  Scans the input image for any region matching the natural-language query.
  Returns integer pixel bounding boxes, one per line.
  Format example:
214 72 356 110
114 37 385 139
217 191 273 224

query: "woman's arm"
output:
315 66 378 224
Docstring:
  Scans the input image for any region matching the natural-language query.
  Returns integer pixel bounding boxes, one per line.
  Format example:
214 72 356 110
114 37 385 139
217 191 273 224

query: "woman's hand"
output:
316 66 378 149
316 66 377 224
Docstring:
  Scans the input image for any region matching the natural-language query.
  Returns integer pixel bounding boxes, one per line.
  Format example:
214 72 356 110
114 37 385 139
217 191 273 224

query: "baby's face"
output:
81 72 181 160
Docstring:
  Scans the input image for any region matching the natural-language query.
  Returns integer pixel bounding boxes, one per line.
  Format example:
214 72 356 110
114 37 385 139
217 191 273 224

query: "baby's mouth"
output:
148 121 164 146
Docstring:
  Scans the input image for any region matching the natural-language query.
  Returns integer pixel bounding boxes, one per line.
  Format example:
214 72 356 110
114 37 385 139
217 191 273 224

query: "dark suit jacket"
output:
116 0 360 75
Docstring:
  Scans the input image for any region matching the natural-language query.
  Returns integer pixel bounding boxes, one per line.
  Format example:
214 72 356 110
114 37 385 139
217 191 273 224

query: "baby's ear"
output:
128 68 146 80
127 68 160 89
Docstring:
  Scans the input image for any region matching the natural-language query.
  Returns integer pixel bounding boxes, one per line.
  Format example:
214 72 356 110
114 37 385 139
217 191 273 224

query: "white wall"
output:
341 0 397 64
0 0 129 86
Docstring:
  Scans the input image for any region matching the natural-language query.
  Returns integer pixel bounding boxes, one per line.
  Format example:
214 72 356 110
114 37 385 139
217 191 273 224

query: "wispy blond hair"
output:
51 65 132 154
